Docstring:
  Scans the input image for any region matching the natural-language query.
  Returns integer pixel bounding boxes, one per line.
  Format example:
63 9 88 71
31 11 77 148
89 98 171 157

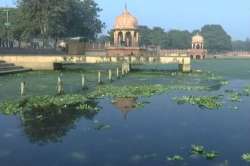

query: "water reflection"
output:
113 98 138 120
19 100 99 145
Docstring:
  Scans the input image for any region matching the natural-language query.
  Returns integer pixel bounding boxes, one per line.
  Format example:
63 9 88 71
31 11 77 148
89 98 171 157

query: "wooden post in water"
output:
121 66 125 76
81 74 86 89
20 81 26 97
116 67 119 78
98 71 102 84
57 74 64 95
108 69 112 82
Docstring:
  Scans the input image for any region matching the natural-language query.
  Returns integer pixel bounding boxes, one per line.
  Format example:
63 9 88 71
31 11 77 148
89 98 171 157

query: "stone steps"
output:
0 61 31 75
0 68 31 75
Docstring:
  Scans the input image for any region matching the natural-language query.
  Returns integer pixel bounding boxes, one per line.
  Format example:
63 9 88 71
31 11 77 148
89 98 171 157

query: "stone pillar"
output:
122 31 126 43
135 32 139 47
114 31 118 47
131 31 135 47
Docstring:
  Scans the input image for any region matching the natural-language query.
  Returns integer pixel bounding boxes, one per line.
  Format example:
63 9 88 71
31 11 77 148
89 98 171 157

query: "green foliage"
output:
89 84 170 98
138 24 232 52
138 26 191 49
228 92 241 102
205 151 220 160
191 145 219 160
167 155 184 161
89 83 210 99
201 24 232 53
243 85 250 96
191 145 205 155
0 0 104 46
168 30 192 49
0 100 22 115
0 94 99 115
174 96 222 110
242 153 250 162
232 39 250 51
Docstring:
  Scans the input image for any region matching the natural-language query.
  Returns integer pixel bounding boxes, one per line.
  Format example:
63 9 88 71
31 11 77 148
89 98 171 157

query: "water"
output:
0 59 250 166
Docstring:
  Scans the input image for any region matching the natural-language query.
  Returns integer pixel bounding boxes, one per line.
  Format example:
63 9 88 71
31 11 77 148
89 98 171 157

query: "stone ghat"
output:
0 60 31 75
0 55 191 72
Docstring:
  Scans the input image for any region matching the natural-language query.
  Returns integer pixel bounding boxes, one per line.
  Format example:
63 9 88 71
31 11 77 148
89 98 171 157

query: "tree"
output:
168 30 191 49
201 25 232 53
232 38 250 51
15 0 104 47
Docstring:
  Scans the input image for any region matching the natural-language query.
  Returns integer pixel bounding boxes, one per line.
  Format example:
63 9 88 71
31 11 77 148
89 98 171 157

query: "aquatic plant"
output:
89 84 170 98
205 151 219 160
174 96 222 110
191 145 205 155
191 145 219 160
94 124 111 130
167 155 184 161
0 101 22 115
0 94 99 115
89 84 210 99
243 86 250 96
228 92 241 102
242 153 250 162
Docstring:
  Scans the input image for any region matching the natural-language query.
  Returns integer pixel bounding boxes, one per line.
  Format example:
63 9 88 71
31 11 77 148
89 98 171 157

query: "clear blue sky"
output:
1 0 249 40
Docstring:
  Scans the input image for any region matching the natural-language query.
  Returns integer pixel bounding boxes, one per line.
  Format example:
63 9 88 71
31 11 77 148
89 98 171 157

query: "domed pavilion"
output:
188 33 207 59
106 6 145 56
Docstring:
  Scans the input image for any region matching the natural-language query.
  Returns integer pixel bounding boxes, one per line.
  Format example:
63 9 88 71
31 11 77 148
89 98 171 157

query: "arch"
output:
118 31 123 46
125 32 132 47
190 55 194 59
196 44 200 49
196 55 201 60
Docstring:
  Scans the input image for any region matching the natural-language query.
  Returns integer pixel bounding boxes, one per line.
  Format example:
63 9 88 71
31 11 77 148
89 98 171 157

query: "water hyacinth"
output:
243 86 250 96
174 96 223 110
242 153 250 162
89 84 170 98
89 84 210 99
167 155 184 161
228 92 241 102
191 145 219 160
205 151 220 160
0 94 99 115
191 145 205 155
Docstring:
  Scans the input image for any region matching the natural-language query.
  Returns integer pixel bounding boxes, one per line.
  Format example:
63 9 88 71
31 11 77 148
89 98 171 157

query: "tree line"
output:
138 25 234 53
0 0 104 48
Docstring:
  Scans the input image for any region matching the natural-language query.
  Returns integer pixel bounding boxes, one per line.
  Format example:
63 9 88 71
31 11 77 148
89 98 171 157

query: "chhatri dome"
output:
192 33 204 43
114 6 138 30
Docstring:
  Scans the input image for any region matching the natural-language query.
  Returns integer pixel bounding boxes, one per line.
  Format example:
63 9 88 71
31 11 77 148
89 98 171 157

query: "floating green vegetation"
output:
89 84 210 99
242 153 250 162
243 86 250 96
205 151 220 160
191 145 219 160
191 145 205 155
174 96 223 110
229 93 241 102
225 91 241 102
0 94 100 115
89 84 170 98
167 155 184 161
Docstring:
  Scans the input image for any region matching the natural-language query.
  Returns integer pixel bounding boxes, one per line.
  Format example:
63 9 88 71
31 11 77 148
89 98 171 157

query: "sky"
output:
1 0 249 40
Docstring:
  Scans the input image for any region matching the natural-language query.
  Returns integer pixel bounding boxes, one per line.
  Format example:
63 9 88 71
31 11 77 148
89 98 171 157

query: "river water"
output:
0 59 250 166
